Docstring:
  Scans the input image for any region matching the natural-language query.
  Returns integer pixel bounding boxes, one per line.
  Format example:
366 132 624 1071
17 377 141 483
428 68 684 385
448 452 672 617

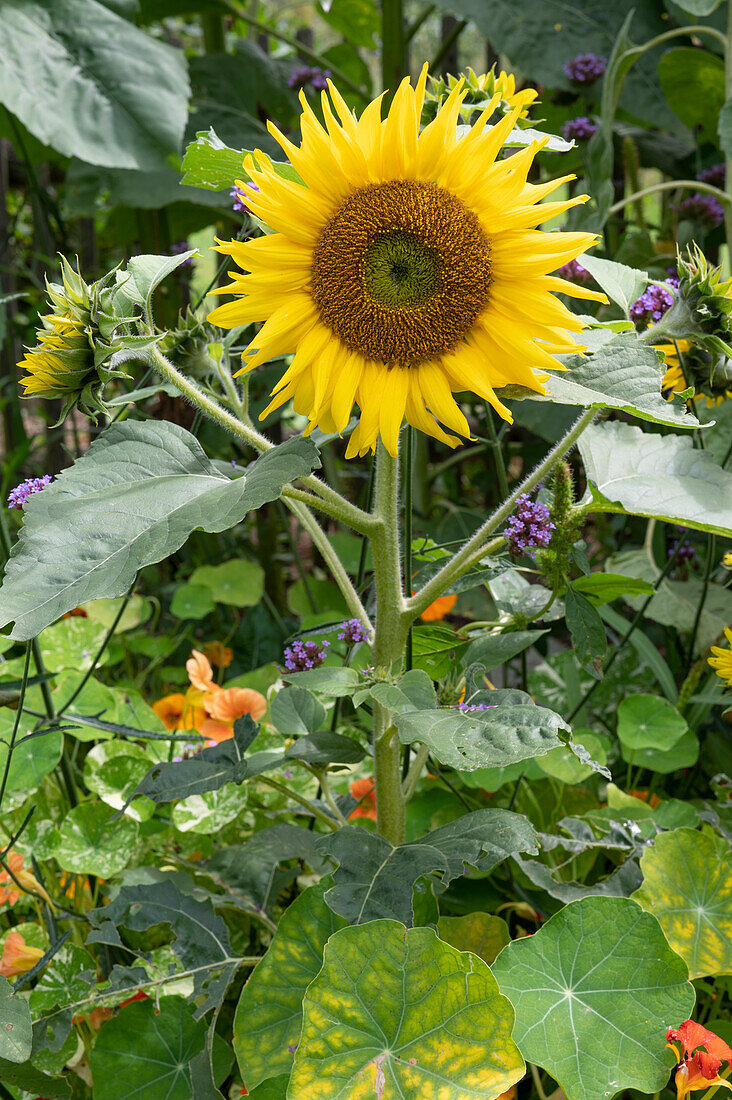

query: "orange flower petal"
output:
206 687 267 723
420 593 458 622
187 649 215 691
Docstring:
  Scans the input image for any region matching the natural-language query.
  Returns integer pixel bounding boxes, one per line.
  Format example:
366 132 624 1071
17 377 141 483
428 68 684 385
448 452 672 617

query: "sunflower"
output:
660 340 732 407
208 67 603 457
708 627 732 687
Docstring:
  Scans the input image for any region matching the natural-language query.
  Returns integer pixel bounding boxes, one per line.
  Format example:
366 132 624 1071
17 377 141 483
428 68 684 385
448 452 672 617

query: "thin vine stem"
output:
608 179 730 218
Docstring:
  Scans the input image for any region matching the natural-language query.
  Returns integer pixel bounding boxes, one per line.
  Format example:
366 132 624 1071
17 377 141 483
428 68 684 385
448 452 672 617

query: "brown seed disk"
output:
310 180 492 367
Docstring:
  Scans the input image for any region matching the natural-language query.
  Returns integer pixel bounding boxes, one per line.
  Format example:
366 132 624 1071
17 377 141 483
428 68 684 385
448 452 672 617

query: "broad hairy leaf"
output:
575 255 647 316
270 687 326 736
289 921 525 1099
633 827 732 979
233 883 346 1091
181 127 302 191
565 585 607 675
579 421 732 536
572 572 653 605
461 629 547 673
206 824 323 912
0 0 189 169
658 47 725 140
317 810 538 925
492 896 695 1100
0 976 32 1063
0 423 320 639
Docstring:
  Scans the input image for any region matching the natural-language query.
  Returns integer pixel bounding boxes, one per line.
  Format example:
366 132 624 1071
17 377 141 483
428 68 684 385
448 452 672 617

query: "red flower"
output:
666 1019 732 1099
348 777 377 820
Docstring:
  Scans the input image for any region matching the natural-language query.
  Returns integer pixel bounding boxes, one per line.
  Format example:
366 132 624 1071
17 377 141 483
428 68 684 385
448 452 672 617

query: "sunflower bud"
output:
422 66 537 126
646 246 732 358
158 306 221 379
18 256 127 422
662 341 732 408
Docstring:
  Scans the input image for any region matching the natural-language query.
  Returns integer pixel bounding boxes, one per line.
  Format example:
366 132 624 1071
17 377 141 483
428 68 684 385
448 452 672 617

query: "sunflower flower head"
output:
423 67 538 126
208 67 604 457
708 626 732 687
18 256 127 422
661 341 732 407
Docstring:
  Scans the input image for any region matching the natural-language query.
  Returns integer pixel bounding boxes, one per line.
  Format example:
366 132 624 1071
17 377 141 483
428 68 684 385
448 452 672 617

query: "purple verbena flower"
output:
230 182 260 213
561 116 598 142
557 259 592 284
697 163 725 188
283 639 330 672
455 702 497 712
7 475 53 510
170 241 193 266
675 192 725 230
630 283 675 327
337 618 369 645
563 53 607 85
669 539 697 564
504 494 555 556
288 65 330 93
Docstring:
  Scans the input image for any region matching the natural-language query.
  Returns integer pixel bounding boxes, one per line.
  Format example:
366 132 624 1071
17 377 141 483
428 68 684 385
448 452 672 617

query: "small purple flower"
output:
337 618 369 645
172 742 200 763
675 192 725 230
665 266 680 289
630 283 675 327
669 539 697 565
455 702 497 712
283 639 330 672
7 475 53 510
170 241 193 267
230 182 260 213
557 259 592 284
504 494 555 556
697 163 725 188
563 53 607 85
288 65 330 93
562 116 598 142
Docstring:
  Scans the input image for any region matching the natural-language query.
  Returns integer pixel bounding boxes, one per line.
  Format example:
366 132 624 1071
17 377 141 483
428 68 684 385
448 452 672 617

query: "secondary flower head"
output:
423 67 538 125
722 551 732 571
283 639 330 672
0 931 44 978
630 283 675 327
708 626 732 686
7 475 53 510
563 54 607 85
208 67 603 457
18 256 125 421
661 342 732 408
666 1020 732 1100
504 493 555 555
338 618 370 645
562 116 598 142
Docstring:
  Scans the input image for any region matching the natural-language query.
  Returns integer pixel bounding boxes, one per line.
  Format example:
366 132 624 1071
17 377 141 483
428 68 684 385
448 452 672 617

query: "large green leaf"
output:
0 424 320 639
658 47 725 140
206 825 323 913
181 127 302 191
0 976 32 1063
289 921 525 1099
579 421 732 536
395 704 609 777
317 811 538 925
0 0 189 169
461 630 547 673
573 255 647 316
190 559 264 607
437 913 511 966
50 801 139 876
233 883 346 1091
633 827 732 979
616 693 688 751
492 896 695 1100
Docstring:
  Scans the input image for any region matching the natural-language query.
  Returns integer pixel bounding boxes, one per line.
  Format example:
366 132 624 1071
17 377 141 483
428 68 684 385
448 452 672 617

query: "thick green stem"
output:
725 0 732 252
381 0 407 95
370 442 408 845
408 408 598 619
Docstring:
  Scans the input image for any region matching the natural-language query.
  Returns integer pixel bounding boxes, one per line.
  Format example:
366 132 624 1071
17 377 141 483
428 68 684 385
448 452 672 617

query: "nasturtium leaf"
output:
0 0 189 170
461 630 547 673
620 727 699 774
537 730 609 785
170 582 216 620
270 686 326 736
0 976 32 1063
492 896 695 1100
616 693 688 751
437 913 511 966
172 783 249 833
51 801 138 876
39 617 109 673
0 716 62 792
633 827 732 979
233 883 346 1091
29 944 96 1014
0 424 320 639
82 594 151 632
190 559 264 607
82 733 155 818
289 921 525 1099
90 997 217 1100
317 811 538 925
246 1078 289 1099
579 421 732 536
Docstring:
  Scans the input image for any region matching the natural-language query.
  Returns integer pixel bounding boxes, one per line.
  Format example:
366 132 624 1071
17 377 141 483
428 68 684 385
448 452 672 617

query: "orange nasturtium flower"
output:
420 593 458 622
349 777 377 820
0 931 44 978
201 641 234 669
666 1019 732 1100
154 650 266 745
0 852 52 907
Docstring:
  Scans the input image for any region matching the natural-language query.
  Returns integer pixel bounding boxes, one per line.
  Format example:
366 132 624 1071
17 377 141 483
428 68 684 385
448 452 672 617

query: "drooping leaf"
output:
513 855 643 902
0 424 320 639
579 421 732 536
461 630 548 673
571 572 654 605
284 730 365 765
367 668 438 713
0 976 32 1063
289 921 525 1099
50 801 139 877
317 810 538 925
565 586 607 675
206 825 324 912
575 255 648 316
633 827 732 979
0 0 189 169
181 127 302 191
437 913 511 966
492 896 695 1100
233 883 346 1091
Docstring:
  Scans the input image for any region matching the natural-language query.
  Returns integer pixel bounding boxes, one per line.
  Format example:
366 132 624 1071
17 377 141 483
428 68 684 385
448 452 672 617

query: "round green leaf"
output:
0 715 62 793
437 913 511 966
51 801 139 876
82 595 151 632
40 617 109 672
170 582 216 620
538 730 608 784
620 727 699 774
633 827 732 979
91 997 208 1100
289 920 524 1099
172 784 249 833
190 559 264 607
83 741 155 821
0 975 32 1063
616 694 688 751
492 896 695 1100
234 883 346 1091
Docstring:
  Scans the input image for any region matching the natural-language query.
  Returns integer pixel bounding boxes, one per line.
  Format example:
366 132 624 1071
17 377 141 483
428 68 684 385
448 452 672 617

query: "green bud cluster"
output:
535 462 582 589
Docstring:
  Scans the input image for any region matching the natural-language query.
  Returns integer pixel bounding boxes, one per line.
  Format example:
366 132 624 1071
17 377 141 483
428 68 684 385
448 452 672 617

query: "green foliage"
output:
0 975 32 1063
